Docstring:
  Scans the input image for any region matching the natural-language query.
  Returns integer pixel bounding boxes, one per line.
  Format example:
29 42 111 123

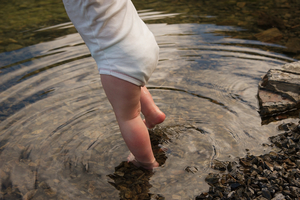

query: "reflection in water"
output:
0 9 299 200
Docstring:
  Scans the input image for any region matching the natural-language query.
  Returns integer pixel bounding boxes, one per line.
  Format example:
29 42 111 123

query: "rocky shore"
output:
196 121 300 200
196 62 300 200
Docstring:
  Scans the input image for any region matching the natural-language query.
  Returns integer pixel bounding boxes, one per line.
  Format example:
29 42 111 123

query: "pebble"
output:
196 121 300 200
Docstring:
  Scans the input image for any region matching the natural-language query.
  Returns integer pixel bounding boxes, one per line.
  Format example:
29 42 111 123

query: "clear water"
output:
0 1 298 199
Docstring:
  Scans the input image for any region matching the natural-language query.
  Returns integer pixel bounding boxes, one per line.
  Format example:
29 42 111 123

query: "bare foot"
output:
143 110 166 129
127 153 159 170
140 86 166 129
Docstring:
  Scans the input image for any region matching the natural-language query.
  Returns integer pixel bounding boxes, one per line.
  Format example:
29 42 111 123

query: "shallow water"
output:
0 1 299 200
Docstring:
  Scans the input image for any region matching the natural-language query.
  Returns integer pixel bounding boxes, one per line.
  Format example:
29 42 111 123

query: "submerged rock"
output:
106 127 168 200
257 61 300 121
255 28 283 43
211 159 228 171
285 38 300 54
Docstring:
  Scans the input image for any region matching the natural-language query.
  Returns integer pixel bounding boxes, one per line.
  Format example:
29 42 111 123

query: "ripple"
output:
148 86 236 114
0 11 298 200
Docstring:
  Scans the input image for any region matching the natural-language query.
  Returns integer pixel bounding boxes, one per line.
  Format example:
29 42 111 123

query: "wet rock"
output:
5 43 23 52
106 127 168 200
257 12 285 30
255 195 269 200
229 182 243 190
205 173 220 186
257 176 269 182
236 2 246 8
264 161 274 171
227 161 238 172
282 61 300 74
211 159 228 171
240 158 252 167
295 160 300 167
272 193 285 200
258 61 300 119
262 187 272 200
260 69 300 101
185 166 198 174
23 190 37 200
285 37 300 53
258 89 296 118
196 121 300 200
108 161 154 200
255 28 283 43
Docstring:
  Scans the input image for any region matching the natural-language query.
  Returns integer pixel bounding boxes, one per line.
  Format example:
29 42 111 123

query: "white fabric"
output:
63 0 159 86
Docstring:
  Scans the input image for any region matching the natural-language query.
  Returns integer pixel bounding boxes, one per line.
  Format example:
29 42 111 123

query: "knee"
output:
115 102 141 121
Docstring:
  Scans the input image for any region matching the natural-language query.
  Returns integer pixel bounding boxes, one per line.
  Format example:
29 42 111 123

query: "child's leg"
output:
100 75 159 169
140 86 166 128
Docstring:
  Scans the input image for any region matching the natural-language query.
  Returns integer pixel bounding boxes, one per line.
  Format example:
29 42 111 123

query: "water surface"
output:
0 1 299 199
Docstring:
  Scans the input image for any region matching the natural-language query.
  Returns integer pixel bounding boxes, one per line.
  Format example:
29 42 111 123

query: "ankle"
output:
128 153 159 170
138 160 159 170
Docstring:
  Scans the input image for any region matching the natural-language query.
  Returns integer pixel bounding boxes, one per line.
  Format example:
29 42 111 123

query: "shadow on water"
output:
0 0 300 199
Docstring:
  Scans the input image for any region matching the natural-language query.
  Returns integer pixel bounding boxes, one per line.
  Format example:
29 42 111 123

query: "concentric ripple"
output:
0 11 298 200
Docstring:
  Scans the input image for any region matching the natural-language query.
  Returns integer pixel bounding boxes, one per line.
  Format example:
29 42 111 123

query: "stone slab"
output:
257 61 300 117
259 69 300 102
258 90 296 116
282 61 300 74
